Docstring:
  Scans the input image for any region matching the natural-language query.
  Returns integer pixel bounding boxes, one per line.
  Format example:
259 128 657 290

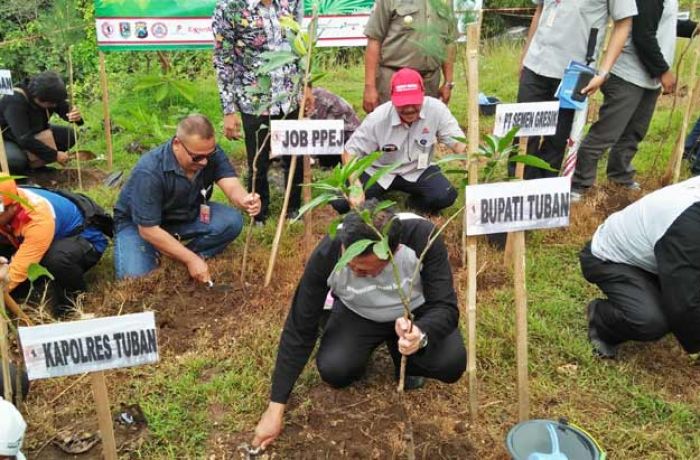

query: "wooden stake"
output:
512 141 529 421
98 52 114 170
90 372 118 460
3 293 31 326
0 296 12 403
671 37 700 184
504 139 528 266
68 47 83 190
0 132 9 175
465 23 480 419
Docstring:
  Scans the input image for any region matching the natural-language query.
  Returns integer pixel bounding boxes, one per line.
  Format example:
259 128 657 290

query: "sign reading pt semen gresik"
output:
465 177 571 235
270 119 345 157
494 101 560 137
19 312 159 380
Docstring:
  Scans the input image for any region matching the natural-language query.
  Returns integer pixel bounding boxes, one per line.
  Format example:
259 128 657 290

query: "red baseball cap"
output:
391 68 425 107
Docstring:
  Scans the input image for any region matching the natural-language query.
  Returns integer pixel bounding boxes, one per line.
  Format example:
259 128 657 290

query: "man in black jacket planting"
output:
581 176 700 359
251 202 466 450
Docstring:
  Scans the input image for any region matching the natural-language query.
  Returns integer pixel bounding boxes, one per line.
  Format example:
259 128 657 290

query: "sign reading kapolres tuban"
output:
19 312 159 380
465 177 571 235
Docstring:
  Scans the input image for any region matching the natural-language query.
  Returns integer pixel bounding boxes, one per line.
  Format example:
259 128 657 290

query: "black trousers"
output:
5 124 76 174
316 301 466 388
4 235 102 313
241 112 303 222
514 67 575 179
579 242 669 346
331 165 457 215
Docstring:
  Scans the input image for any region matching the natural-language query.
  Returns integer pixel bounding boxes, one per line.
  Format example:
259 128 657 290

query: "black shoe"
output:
587 300 618 359
403 375 426 391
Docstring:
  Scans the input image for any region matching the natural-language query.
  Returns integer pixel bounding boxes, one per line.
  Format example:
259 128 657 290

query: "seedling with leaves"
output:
438 127 556 184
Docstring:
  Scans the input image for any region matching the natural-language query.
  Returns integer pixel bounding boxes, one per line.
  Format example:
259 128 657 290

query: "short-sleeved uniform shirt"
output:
344 97 464 188
523 0 638 79
364 0 454 72
114 139 237 229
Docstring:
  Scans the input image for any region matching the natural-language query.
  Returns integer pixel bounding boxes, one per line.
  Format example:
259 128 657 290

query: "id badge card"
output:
417 151 430 169
199 203 211 224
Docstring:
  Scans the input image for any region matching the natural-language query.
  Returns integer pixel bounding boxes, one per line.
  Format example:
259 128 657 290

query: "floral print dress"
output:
213 0 302 116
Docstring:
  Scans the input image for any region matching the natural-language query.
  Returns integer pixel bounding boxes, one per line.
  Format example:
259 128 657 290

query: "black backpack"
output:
25 186 114 238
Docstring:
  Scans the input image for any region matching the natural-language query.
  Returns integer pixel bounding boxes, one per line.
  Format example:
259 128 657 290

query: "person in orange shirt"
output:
0 179 109 317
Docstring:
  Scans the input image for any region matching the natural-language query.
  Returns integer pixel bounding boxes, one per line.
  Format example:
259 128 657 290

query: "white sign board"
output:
465 176 571 235
494 101 560 137
0 70 13 96
270 119 345 158
19 312 159 380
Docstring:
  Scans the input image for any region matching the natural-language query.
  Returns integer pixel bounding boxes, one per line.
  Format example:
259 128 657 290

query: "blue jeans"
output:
114 202 243 279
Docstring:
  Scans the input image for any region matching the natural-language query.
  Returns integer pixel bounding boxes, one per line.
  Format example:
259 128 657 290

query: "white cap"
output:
0 397 27 459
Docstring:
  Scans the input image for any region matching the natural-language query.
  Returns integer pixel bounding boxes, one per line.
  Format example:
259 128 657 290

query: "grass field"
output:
14 36 700 459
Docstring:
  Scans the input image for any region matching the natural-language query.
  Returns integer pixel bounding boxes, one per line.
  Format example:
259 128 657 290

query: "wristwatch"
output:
596 69 610 80
419 332 428 349
445 81 455 89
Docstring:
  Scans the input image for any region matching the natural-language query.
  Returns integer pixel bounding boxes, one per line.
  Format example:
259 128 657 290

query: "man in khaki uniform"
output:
363 0 456 113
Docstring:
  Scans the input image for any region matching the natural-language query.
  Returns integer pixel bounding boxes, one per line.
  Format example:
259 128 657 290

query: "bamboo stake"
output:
0 131 9 174
512 148 529 422
3 293 31 326
465 23 480 419
0 297 12 403
671 37 700 184
98 52 113 170
68 46 83 190
91 371 118 460
302 87 313 255
265 18 317 287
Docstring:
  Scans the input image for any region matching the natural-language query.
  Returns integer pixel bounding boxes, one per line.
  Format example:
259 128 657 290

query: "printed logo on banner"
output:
101 22 115 38
270 119 345 157
136 21 148 39
151 22 168 38
119 22 132 39
465 176 571 235
494 101 560 138
0 70 13 96
19 312 159 380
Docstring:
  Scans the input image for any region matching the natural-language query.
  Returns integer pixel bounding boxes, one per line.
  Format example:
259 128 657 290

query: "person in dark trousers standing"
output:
580 176 700 359
250 202 466 450
572 0 698 199
0 71 82 174
517 0 636 179
213 0 304 224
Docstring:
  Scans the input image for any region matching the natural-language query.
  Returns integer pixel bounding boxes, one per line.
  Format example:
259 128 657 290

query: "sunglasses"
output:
175 137 215 163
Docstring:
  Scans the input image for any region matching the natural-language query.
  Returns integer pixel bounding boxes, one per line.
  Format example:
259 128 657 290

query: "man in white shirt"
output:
334 68 466 215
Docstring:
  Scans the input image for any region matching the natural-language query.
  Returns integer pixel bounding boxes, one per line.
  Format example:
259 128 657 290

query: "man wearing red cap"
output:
334 68 465 216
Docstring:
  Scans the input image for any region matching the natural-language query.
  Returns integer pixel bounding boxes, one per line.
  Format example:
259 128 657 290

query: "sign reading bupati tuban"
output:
465 177 571 235
494 101 560 137
94 0 376 51
19 312 159 380
270 119 345 157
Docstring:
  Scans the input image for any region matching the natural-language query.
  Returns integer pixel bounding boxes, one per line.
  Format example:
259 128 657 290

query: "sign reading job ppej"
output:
270 119 345 158
19 312 159 380
494 101 560 138
465 177 571 235
0 70 13 96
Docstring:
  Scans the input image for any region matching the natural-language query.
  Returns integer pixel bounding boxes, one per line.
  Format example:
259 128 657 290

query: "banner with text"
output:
465 177 571 235
494 101 560 137
0 70 13 96
19 312 159 380
270 119 345 157
94 0 375 50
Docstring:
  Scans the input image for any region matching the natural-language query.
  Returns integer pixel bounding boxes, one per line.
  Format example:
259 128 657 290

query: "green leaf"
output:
363 160 401 191
452 136 467 144
372 239 390 260
334 239 374 272
436 154 468 165
279 15 301 33
499 126 520 152
508 155 557 172
328 215 343 239
27 263 54 282
310 71 327 84
296 193 337 219
374 200 397 213
155 84 169 103
257 51 298 74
